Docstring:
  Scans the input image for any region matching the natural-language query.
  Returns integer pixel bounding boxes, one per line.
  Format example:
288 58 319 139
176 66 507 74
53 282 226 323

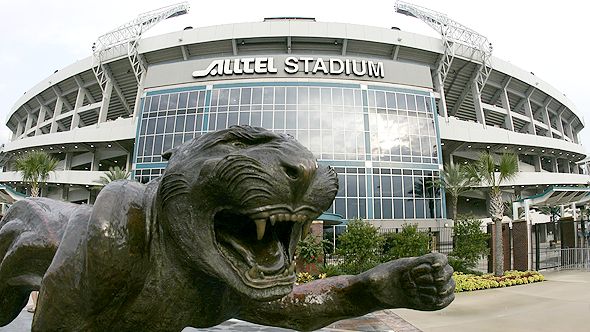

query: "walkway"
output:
393 270 590 332
2 270 587 331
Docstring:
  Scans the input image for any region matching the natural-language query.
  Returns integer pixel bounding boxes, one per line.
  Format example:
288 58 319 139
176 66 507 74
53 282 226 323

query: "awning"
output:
0 185 25 204
316 212 344 226
513 186 590 209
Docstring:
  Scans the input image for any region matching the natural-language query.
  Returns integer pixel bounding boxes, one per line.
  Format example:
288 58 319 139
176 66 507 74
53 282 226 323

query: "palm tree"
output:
98 166 130 185
439 162 475 221
467 152 518 276
14 151 58 197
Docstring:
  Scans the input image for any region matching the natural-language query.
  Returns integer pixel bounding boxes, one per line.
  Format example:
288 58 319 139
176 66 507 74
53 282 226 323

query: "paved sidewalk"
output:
0 307 416 331
394 270 590 332
2 270 587 331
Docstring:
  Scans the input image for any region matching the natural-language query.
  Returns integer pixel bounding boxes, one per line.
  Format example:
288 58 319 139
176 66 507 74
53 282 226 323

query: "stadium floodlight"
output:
92 2 190 92
394 1 492 95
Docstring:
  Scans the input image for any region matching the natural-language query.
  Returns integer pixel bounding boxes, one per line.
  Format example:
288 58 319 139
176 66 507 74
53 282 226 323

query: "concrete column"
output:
64 152 73 171
551 157 558 173
433 71 448 120
62 186 69 201
564 121 574 142
91 151 100 171
14 121 24 140
50 97 64 133
98 81 113 123
24 112 34 134
533 155 541 172
126 152 132 172
35 105 48 135
556 108 566 140
572 163 580 174
471 80 486 126
571 126 579 144
500 89 514 131
541 106 552 137
571 203 578 221
132 71 147 119
523 99 536 135
71 88 84 129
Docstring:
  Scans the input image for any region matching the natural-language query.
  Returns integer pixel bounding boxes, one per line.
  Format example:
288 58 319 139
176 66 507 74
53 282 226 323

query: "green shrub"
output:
296 234 329 264
450 215 489 272
336 219 384 274
382 224 430 261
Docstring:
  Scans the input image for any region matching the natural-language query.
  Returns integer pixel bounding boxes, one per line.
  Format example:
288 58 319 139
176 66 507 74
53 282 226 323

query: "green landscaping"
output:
453 270 545 292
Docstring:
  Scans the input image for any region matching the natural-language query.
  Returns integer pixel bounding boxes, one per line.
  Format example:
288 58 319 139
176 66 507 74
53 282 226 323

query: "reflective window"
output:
135 84 443 220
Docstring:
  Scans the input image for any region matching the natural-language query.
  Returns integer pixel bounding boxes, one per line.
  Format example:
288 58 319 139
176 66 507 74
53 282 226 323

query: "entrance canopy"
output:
513 186 590 212
0 185 25 205
316 213 344 226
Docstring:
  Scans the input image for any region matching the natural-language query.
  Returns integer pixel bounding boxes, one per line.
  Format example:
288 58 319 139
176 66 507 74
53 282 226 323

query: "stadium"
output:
1 1 588 237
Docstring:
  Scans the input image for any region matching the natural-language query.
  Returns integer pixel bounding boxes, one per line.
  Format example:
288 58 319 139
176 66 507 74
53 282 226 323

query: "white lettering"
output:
284 57 299 73
267 57 278 73
233 59 243 74
192 59 224 77
329 58 344 75
193 57 384 78
223 59 233 75
300 57 314 73
241 58 255 74
312 58 328 74
368 61 384 78
352 60 367 76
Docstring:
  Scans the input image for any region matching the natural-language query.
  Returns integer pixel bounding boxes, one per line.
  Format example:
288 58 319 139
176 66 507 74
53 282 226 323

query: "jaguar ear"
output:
162 149 175 160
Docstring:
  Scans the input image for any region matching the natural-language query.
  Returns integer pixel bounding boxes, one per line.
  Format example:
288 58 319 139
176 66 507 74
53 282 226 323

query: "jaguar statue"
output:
0 125 454 331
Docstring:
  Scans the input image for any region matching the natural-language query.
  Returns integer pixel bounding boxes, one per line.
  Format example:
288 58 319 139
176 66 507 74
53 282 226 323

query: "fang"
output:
254 219 266 240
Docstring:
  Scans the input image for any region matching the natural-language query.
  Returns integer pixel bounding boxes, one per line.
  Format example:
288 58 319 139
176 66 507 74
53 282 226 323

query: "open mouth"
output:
214 206 314 289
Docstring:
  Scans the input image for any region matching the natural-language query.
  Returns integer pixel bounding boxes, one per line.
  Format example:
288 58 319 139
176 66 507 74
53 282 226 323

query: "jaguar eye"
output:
232 141 247 148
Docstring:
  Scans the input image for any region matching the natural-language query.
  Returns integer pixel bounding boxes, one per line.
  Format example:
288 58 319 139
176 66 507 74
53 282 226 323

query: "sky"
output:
0 0 588 148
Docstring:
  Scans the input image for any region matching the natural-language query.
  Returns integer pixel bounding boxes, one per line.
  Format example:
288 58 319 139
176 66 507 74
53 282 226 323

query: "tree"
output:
450 215 489 273
336 219 384 274
14 151 58 197
467 152 518 276
382 224 430 261
98 166 130 185
439 162 475 221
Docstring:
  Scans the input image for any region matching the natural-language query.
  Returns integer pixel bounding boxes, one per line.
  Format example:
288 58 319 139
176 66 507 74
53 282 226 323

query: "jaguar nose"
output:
282 160 317 200
282 160 316 183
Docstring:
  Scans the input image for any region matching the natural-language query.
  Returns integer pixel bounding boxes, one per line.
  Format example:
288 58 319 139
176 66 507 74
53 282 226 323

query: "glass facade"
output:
134 82 444 221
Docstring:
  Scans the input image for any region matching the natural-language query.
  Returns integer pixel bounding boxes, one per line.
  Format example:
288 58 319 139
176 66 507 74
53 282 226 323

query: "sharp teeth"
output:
290 214 298 222
270 218 276 226
269 215 277 224
255 219 266 240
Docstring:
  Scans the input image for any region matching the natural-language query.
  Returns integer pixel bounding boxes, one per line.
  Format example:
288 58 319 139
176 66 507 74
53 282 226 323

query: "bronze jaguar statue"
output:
0 126 454 331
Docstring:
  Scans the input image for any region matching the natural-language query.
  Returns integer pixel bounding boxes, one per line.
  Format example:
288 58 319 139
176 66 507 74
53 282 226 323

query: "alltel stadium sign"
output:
192 57 384 78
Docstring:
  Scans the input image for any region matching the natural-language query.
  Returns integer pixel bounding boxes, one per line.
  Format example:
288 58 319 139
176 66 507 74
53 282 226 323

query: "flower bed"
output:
453 270 545 292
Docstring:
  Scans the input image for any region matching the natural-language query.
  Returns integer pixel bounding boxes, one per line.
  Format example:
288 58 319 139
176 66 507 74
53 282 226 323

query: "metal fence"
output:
532 248 590 271
559 248 590 270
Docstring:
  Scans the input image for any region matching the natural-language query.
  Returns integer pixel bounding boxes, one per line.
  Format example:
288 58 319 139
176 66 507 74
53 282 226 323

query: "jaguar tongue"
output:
229 230 285 275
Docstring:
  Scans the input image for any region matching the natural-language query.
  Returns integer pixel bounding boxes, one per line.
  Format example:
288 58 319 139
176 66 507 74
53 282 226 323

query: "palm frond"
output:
14 151 58 197
98 166 130 185
498 153 519 184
